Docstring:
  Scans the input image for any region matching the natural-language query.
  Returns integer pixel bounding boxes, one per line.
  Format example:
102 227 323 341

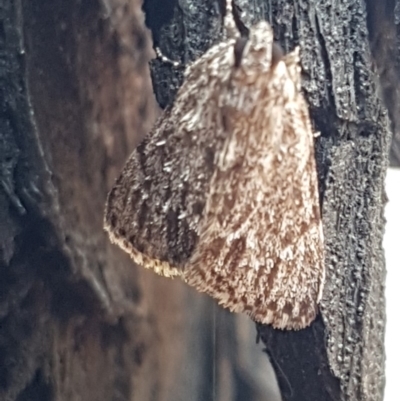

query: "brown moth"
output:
104 0 325 330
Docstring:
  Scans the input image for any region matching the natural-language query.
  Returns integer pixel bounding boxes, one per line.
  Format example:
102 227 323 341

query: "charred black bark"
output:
0 0 389 400
146 1 388 400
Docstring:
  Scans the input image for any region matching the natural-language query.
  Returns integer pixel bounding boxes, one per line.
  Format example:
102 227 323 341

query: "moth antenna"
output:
224 0 240 39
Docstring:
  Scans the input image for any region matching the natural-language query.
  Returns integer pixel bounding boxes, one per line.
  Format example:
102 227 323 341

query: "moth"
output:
104 0 325 330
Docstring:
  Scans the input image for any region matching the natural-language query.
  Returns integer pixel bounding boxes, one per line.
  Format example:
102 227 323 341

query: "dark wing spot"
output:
180 221 198 261
192 201 205 216
138 202 149 230
233 36 249 68
204 147 215 170
271 42 284 69
223 237 246 271
204 237 226 262
166 209 179 251
108 213 117 228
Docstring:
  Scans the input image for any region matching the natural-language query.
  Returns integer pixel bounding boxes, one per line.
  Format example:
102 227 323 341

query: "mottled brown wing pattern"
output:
104 39 239 277
104 17 325 329
184 54 324 330
105 112 184 277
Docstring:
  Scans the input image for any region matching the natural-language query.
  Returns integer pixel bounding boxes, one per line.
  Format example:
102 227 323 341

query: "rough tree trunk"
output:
0 0 391 401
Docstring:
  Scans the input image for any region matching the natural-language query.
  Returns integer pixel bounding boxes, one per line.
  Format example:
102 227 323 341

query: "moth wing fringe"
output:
184 271 318 330
104 222 182 278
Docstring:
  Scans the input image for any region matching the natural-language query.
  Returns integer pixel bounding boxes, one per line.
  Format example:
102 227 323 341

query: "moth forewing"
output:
104 17 325 329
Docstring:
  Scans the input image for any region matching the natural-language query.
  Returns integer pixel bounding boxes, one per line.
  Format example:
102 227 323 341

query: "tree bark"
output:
1 0 159 400
0 0 389 401
150 1 389 399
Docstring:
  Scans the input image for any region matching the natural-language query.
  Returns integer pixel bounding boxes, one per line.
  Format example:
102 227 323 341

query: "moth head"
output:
225 21 303 109
232 21 278 73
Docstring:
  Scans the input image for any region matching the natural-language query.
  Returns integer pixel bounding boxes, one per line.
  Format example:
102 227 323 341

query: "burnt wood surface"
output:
0 0 391 401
